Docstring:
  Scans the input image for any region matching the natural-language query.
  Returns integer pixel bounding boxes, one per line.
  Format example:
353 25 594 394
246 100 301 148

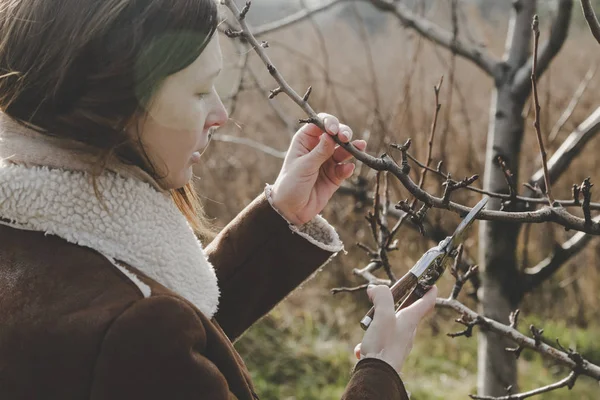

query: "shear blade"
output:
451 197 489 245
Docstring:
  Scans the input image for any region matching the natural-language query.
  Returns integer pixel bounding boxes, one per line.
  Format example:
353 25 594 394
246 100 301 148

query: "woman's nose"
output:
205 93 229 129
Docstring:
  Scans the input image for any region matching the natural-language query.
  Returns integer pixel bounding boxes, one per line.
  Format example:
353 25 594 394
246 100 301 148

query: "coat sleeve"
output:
341 358 410 400
90 296 231 400
204 188 344 342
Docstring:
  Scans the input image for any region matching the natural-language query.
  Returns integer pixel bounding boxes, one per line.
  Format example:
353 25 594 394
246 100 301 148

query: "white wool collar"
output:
0 161 220 319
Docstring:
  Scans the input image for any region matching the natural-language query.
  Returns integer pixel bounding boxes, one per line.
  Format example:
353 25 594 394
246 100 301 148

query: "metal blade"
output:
450 197 489 245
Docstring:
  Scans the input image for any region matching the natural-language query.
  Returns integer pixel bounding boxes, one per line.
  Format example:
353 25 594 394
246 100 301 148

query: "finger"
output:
304 133 336 170
321 160 355 188
367 285 396 323
337 124 353 143
354 343 362 359
296 112 340 138
335 163 356 182
397 285 438 324
332 140 367 164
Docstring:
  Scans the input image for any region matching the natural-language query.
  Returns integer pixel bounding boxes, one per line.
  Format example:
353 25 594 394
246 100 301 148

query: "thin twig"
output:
367 0 500 76
469 371 579 400
530 15 554 206
387 78 444 239
549 64 598 142
406 152 600 210
222 0 600 234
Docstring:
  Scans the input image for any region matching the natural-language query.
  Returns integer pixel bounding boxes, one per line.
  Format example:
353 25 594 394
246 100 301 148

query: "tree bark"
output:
477 1 535 395
478 85 526 396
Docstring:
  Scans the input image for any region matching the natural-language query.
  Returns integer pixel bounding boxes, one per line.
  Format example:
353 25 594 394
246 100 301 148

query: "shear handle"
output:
396 283 431 311
360 271 418 331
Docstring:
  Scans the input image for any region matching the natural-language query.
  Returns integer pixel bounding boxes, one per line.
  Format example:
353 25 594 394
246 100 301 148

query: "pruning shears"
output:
360 197 489 330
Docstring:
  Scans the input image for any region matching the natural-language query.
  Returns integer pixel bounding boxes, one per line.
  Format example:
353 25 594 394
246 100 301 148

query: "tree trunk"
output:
478 84 526 395
477 1 535 395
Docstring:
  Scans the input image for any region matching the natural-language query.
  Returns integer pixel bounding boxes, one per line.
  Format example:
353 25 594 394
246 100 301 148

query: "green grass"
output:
235 302 600 400
234 307 355 400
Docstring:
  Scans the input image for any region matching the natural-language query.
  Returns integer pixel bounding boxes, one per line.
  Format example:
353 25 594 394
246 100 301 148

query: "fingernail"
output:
340 130 350 141
325 119 339 134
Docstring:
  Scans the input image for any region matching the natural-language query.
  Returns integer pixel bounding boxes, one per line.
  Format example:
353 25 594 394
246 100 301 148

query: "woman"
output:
0 1 437 399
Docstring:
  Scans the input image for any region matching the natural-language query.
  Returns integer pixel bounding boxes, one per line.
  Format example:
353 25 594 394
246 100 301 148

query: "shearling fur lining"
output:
264 184 344 253
0 163 220 319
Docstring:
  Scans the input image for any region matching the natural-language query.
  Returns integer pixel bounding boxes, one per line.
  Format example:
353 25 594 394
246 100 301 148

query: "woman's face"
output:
133 34 228 189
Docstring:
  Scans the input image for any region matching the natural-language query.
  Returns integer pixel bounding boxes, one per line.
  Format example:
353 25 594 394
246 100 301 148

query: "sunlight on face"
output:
135 34 228 190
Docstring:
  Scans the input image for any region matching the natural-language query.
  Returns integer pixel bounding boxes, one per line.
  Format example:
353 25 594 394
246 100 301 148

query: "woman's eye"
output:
197 93 210 99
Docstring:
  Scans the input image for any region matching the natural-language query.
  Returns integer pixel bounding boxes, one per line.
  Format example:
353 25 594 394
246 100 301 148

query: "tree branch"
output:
528 106 600 195
529 15 555 206
504 0 536 70
469 371 578 400
436 298 600 381
348 171 597 398
252 0 346 37
365 0 500 77
549 64 597 142
406 152 600 210
581 0 600 45
223 0 600 235
513 0 574 99
522 215 600 293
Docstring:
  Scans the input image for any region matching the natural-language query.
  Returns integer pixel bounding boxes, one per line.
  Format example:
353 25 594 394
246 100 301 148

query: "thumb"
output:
305 133 335 168
399 285 438 323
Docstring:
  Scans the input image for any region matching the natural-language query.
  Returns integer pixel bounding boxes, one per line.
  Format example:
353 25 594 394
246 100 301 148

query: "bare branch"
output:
226 35 297 135
513 0 574 99
420 76 444 190
549 64 598 142
349 1 386 136
581 0 600 45
386 79 444 241
581 177 594 225
300 0 348 123
522 215 600 292
528 107 600 196
504 0 536 70
331 283 369 295
366 0 500 77
221 20 251 117
469 371 578 400
436 298 600 381
407 151 600 210
223 0 600 235
252 0 346 37
530 15 555 206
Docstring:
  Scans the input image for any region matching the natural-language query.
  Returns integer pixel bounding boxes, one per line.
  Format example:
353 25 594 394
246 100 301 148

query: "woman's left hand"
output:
271 113 367 226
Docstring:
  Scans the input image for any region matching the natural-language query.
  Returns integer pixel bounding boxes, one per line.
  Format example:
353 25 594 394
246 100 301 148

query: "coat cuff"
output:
344 358 410 399
264 184 344 253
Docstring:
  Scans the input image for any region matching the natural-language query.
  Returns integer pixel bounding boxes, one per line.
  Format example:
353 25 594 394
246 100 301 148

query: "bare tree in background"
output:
219 0 600 397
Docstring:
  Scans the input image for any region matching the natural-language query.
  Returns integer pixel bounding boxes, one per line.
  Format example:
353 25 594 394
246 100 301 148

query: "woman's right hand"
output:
353 284 438 374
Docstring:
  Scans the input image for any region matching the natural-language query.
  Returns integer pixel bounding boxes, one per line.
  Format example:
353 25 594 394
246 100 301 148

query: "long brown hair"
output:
0 0 219 239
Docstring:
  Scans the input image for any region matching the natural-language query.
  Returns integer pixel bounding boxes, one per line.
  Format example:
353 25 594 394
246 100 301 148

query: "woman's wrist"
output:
268 185 304 226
